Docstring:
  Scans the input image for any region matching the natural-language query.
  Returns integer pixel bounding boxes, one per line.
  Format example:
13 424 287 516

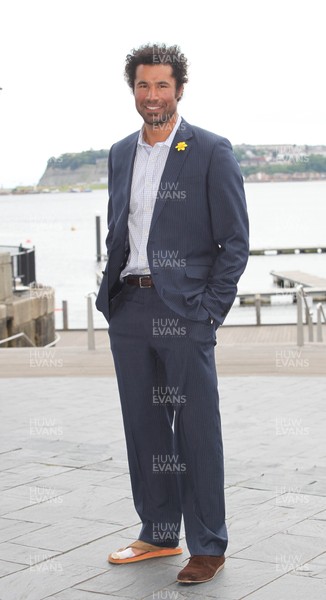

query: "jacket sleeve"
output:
95 146 115 321
104 145 115 262
201 137 249 327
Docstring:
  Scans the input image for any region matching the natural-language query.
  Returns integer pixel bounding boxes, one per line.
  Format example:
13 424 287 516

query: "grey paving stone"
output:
117 523 157 544
81 459 129 473
30 468 114 492
12 518 122 552
0 454 32 472
1 491 71 521
142 589 205 600
233 531 326 573
5 485 130 525
0 375 325 600
1 482 69 502
226 498 326 555
0 518 22 532
0 441 22 453
148 548 188 570
0 520 47 544
113 519 186 544
237 469 326 497
50 532 129 569
242 572 326 599
292 552 326 579
84 496 141 528
52 529 184 571
0 560 105 600
285 517 326 538
5 497 83 525
0 470 40 493
274 491 326 518
48 591 132 600
311 510 326 521
2 463 71 480
80 459 116 472
224 459 267 488
77 500 136 526
285 519 326 550
96 472 132 492
0 542 59 565
225 486 278 518
144 556 281 600
0 558 26 577
35 445 113 469
76 559 182 598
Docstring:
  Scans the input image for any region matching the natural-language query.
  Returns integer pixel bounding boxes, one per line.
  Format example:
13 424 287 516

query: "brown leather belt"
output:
125 275 154 288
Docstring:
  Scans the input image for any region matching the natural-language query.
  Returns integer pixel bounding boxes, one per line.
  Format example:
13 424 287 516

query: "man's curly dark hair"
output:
124 43 188 96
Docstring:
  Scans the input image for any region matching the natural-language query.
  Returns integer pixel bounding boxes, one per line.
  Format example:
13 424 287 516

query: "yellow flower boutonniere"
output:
175 141 188 151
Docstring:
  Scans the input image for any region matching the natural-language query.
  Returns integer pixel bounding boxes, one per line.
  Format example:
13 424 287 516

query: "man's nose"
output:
146 86 159 101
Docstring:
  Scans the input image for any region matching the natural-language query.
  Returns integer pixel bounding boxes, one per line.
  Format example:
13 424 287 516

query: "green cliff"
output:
38 145 326 188
38 150 109 188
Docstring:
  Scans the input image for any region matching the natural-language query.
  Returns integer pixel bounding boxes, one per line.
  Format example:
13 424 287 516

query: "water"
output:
0 181 325 328
0 191 108 329
228 180 326 325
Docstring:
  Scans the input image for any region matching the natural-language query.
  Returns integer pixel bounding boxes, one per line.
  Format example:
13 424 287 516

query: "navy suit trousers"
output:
108 281 227 556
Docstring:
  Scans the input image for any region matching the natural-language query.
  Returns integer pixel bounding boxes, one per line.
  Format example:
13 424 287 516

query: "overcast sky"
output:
0 0 324 187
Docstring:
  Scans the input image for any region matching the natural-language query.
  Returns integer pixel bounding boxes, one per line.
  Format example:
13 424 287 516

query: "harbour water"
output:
0 181 325 328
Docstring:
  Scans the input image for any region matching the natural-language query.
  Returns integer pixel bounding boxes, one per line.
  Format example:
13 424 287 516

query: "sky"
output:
0 0 325 187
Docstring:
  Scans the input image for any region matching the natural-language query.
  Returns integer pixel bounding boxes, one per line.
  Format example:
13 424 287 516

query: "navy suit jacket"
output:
96 118 249 327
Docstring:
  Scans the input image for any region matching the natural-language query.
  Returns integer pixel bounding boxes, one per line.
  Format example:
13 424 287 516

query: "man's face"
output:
134 64 182 126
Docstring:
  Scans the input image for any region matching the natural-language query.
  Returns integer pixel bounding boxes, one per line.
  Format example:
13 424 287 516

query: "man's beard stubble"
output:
140 109 177 128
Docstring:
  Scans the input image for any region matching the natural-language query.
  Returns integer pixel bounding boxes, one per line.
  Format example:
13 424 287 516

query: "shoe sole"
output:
108 547 183 564
177 562 225 583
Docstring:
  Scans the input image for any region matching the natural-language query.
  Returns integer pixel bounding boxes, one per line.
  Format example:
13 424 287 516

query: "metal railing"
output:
0 332 60 348
86 292 97 350
296 285 312 346
0 245 36 290
54 300 69 330
296 285 325 346
316 303 326 342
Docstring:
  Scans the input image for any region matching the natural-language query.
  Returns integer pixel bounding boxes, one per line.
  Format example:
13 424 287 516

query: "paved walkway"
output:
0 328 325 598
1 325 326 377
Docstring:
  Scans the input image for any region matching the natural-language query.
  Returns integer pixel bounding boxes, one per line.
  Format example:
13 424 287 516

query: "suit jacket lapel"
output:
149 119 193 234
119 134 138 223
111 133 138 253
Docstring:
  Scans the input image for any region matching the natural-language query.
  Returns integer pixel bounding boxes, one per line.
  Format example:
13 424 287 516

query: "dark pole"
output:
96 215 101 262
62 300 68 330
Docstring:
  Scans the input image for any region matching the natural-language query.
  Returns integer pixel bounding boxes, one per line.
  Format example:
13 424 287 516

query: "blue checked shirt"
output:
120 115 182 278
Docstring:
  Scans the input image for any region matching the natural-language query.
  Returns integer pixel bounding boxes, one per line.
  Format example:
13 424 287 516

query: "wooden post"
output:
316 304 323 342
305 305 310 324
296 286 304 347
96 215 101 262
62 300 68 330
255 294 261 326
308 311 314 342
87 294 95 350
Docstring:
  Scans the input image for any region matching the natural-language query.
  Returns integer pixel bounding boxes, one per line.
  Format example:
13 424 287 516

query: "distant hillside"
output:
233 144 326 181
38 150 108 187
38 145 326 188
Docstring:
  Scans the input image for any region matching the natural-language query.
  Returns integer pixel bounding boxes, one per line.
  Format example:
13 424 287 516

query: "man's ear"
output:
176 85 184 101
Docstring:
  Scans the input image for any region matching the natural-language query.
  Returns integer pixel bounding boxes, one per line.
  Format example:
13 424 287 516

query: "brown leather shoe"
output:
177 554 225 583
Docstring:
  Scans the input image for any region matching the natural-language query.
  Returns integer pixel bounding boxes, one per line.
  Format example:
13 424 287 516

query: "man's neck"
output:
142 113 179 146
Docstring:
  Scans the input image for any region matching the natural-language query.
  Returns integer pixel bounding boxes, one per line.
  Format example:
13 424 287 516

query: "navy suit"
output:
96 119 249 326
96 119 249 555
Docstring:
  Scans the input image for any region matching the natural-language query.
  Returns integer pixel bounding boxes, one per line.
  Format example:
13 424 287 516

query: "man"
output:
96 43 249 584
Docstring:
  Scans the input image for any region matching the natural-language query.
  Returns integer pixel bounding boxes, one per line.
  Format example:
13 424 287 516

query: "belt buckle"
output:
139 276 150 288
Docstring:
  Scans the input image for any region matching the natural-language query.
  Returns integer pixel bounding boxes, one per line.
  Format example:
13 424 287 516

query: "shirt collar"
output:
138 115 182 148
